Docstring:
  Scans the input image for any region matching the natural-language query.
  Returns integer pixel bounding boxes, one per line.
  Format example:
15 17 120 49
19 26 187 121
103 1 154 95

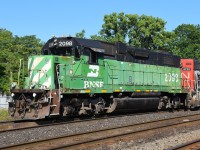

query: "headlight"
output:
33 93 37 98
11 93 15 97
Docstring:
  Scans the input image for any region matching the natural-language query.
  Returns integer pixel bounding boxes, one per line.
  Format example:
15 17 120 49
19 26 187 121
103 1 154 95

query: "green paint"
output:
24 54 182 94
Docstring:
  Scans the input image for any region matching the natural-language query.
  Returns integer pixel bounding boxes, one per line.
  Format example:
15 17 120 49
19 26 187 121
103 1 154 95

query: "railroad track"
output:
0 111 167 133
0 120 44 132
0 117 107 133
1 113 200 150
0 112 153 133
166 139 200 150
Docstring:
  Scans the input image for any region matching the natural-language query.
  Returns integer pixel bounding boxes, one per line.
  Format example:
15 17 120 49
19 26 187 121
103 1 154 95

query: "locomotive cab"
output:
9 37 106 119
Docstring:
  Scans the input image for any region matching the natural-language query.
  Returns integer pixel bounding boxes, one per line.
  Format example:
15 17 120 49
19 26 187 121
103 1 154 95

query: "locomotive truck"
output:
8 37 200 119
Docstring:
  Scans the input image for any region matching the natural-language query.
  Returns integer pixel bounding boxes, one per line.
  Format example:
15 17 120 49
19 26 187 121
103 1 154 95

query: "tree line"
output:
1 12 200 94
0 29 43 94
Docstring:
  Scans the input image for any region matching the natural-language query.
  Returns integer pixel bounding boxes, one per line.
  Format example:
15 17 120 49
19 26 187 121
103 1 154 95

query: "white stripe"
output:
30 57 44 79
31 57 44 70
32 59 51 83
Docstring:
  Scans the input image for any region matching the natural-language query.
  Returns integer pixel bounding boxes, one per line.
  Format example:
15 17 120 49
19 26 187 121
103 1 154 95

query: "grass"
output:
0 108 13 121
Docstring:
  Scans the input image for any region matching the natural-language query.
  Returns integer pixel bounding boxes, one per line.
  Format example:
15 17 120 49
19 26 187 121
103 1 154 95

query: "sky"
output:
0 0 199 42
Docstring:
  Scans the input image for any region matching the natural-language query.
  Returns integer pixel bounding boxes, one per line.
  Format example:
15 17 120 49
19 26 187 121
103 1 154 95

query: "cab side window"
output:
82 48 99 64
90 50 98 64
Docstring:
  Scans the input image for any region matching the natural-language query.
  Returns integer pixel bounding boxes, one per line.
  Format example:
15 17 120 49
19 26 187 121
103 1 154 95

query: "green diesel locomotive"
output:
9 37 188 119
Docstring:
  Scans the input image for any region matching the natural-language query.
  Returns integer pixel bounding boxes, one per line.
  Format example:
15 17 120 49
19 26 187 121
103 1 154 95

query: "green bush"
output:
0 109 13 121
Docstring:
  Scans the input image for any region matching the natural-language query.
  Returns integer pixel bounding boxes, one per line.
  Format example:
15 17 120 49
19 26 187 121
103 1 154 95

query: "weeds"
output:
0 108 13 121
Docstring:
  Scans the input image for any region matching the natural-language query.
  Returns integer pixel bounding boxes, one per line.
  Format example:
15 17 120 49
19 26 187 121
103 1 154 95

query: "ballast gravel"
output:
1 110 200 148
107 128 200 150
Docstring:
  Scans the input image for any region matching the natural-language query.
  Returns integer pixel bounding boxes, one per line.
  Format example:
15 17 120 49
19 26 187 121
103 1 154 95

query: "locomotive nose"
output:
28 56 53 90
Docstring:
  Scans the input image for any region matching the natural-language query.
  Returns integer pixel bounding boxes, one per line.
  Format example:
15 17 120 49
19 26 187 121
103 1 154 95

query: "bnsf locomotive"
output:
8 37 200 119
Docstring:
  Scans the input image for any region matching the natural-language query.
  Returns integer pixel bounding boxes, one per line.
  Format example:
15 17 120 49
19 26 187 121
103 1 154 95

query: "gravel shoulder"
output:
108 128 200 150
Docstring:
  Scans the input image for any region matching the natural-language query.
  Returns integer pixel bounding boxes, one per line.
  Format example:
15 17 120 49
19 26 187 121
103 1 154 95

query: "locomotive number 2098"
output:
59 41 73 47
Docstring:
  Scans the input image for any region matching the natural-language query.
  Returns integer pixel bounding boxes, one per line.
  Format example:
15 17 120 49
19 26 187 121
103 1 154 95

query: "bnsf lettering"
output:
84 81 104 89
181 72 190 79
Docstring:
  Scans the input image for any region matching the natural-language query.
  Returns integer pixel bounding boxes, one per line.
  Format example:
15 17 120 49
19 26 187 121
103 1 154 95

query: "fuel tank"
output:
107 97 160 113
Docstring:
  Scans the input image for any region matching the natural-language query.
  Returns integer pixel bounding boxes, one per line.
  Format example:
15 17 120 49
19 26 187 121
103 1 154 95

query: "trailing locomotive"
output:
8 36 200 119
181 59 200 109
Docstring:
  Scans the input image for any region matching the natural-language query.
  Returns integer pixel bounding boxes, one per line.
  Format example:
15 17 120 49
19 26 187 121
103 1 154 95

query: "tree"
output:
0 29 15 94
0 28 43 94
90 34 105 41
98 12 128 43
95 12 174 51
75 30 86 38
173 24 200 59
127 14 174 50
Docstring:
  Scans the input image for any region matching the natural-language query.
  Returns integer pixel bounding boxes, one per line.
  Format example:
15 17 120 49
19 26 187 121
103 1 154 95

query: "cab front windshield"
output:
50 47 72 56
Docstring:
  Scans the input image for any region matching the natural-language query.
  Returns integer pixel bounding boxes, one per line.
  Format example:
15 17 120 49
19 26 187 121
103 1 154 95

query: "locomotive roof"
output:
42 36 181 67
42 36 118 55
42 36 177 56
